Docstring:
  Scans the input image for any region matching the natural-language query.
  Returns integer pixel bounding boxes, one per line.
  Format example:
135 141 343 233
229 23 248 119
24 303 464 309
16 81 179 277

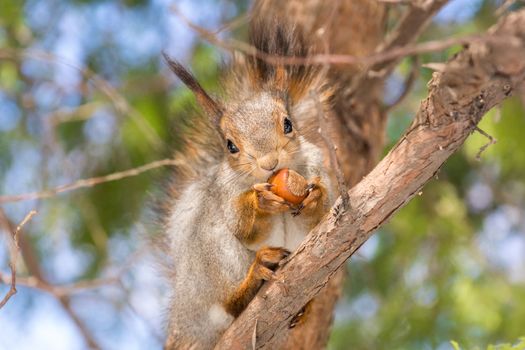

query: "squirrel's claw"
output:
253 183 290 214
257 265 275 281
254 247 290 281
291 203 304 217
292 178 323 216
253 182 273 192
307 176 321 189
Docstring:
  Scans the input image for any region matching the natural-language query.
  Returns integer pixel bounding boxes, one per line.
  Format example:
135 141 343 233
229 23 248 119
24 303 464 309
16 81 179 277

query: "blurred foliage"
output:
452 337 525 350
0 0 524 349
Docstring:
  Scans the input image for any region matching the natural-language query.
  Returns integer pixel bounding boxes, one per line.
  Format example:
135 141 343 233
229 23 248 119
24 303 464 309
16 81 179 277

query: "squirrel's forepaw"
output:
253 183 290 214
292 177 323 217
254 247 290 281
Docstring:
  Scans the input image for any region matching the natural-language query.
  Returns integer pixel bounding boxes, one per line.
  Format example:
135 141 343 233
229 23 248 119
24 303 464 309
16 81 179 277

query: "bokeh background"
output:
1 0 524 349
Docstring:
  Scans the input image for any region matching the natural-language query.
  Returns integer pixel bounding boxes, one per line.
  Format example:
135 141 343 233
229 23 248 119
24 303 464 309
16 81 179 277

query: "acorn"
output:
268 168 308 205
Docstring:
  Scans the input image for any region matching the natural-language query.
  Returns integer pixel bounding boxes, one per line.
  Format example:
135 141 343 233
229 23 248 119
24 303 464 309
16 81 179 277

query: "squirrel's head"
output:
163 21 328 181
219 91 300 180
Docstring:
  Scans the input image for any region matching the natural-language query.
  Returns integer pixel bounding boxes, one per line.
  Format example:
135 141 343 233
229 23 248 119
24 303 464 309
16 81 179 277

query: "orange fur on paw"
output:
254 246 290 277
253 183 291 214
224 246 289 317
292 177 326 217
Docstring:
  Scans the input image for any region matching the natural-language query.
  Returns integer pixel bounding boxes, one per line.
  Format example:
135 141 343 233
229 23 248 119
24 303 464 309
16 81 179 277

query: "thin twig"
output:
0 227 147 297
0 48 163 150
213 12 251 34
170 4 508 69
0 215 142 349
384 55 420 112
0 274 116 297
310 90 350 210
0 158 179 203
0 245 144 297
474 126 497 160
0 209 102 348
496 0 517 16
0 210 37 309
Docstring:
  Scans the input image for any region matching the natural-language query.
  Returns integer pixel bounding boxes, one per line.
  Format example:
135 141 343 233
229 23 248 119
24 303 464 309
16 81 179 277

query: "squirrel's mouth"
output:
252 168 275 182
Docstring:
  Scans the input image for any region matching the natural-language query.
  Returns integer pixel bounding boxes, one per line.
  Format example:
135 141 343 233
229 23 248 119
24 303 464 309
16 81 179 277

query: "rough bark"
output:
334 0 450 184
227 1 449 348
251 2 388 348
252 2 388 348
215 9 525 350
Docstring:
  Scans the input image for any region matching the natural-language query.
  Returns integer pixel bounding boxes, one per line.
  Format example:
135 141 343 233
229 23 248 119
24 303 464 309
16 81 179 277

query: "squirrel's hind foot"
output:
254 246 290 280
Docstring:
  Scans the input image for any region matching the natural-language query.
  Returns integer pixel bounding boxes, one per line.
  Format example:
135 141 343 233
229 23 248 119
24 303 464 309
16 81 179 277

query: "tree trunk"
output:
216 7 525 348
255 0 388 182
220 1 451 348
252 1 387 348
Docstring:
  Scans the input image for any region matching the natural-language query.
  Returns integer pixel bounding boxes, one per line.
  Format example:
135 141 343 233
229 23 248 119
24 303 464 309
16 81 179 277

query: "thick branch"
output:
216 9 525 349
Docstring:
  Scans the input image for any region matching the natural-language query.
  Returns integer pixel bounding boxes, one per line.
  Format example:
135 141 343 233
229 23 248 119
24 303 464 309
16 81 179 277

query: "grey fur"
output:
160 21 335 350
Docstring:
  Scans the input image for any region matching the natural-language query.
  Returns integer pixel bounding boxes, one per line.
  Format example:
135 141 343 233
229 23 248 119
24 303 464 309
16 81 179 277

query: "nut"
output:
268 168 308 205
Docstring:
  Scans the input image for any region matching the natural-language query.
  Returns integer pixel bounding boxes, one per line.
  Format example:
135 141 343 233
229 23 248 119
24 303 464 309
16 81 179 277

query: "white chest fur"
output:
246 213 308 252
244 137 330 252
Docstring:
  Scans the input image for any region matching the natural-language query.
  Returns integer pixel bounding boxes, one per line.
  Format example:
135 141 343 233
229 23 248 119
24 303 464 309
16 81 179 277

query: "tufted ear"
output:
163 52 223 126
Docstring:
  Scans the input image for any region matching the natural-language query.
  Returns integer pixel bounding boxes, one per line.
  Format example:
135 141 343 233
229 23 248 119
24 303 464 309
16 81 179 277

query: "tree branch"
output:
170 2 508 70
0 210 37 309
0 208 102 349
0 158 179 203
216 9 525 349
344 0 449 103
384 55 420 112
0 48 164 150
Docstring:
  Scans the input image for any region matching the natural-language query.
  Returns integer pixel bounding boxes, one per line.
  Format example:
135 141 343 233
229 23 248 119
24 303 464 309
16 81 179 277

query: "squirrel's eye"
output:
227 139 239 154
284 117 293 134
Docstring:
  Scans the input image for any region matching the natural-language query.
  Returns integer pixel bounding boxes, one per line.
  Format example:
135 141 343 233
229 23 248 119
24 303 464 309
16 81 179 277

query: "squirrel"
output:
158 18 336 349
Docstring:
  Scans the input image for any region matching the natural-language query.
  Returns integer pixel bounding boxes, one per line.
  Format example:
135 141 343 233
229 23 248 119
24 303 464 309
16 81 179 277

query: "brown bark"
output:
242 1 448 348
334 0 450 185
252 2 388 348
216 8 525 350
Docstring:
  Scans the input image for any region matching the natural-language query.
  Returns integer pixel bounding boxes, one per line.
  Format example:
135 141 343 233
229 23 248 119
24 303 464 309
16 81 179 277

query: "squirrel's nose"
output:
258 155 278 172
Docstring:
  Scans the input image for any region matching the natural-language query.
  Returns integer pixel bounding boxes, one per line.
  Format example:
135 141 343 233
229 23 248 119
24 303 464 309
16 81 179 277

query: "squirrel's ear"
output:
163 52 223 126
